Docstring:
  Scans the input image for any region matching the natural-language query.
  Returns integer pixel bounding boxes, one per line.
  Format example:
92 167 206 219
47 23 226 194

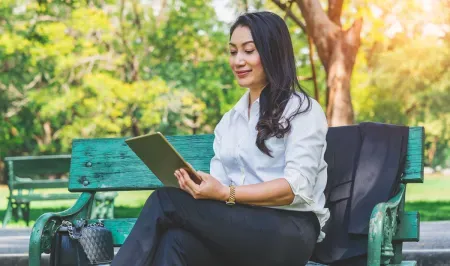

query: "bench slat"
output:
402 127 424 183
11 193 80 202
69 135 215 192
69 127 424 192
397 261 417 266
393 211 420 242
95 212 420 247
12 180 69 189
305 261 417 266
90 218 136 246
5 155 71 176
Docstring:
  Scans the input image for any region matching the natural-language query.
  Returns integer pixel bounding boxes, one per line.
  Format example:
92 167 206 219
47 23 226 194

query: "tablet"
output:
125 132 201 187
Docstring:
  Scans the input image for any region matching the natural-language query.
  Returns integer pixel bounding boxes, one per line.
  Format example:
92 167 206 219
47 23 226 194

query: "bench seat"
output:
85 210 420 247
305 261 417 266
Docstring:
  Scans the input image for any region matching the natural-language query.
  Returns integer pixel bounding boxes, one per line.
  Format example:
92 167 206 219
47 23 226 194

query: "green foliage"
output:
0 0 241 159
351 0 450 166
0 0 448 169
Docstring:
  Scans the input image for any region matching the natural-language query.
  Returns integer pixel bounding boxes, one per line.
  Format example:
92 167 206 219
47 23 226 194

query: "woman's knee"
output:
155 229 219 266
154 229 193 263
159 228 184 248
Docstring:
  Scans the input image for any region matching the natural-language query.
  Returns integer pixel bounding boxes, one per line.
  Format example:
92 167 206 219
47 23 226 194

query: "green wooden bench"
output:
2 155 118 227
29 127 424 266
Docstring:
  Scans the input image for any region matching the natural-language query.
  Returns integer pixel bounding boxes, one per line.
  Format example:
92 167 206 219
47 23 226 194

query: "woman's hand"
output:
174 169 229 201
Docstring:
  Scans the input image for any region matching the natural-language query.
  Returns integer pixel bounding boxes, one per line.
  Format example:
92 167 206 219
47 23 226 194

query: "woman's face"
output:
229 26 267 91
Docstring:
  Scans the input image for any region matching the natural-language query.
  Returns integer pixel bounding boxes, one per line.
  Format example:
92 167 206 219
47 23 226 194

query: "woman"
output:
112 11 329 266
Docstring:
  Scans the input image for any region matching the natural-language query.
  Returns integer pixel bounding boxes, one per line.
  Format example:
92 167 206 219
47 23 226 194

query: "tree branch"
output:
131 0 142 30
36 15 59 22
24 74 42 90
119 0 139 82
119 0 133 57
68 54 114 84
284 0 294 20
327 0 343 26
6 98 30 118
242 0 249 12
295 0 340 69
298 76 313 81
308 36 319 102
272 0 306 32
156 0 167 27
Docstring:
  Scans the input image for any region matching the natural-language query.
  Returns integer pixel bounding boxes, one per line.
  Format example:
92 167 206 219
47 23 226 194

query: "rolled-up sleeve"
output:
210 113 230 186
283 101 328 206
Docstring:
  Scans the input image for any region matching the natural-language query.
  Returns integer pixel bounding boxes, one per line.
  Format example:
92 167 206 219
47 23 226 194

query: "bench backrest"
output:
69 127 424 192
403 127 424 183
68 135 215 192
5 155 71 190
79 126 423 247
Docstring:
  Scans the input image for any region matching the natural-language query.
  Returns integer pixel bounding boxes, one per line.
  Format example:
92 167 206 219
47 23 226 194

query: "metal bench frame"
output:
28 127 424 266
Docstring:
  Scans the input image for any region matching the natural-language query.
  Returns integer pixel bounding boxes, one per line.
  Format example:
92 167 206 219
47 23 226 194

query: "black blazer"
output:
312 123 409 265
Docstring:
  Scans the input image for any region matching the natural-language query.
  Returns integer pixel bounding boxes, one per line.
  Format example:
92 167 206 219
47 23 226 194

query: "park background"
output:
0 0 449 226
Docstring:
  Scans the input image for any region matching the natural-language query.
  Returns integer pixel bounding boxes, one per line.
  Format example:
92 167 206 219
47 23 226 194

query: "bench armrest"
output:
29 192 95 265
14 176 34 182
368 184 406 265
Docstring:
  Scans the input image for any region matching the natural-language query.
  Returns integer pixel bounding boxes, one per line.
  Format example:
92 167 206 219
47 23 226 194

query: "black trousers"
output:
112 187 319 266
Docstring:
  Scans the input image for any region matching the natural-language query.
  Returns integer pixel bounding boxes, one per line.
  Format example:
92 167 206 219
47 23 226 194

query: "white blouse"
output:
210 90 330 242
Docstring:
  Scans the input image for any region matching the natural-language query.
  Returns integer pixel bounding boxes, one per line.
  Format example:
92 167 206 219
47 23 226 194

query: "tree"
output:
0 0 240 159
272 0 362 126
352 0 450 167
149 0 243 134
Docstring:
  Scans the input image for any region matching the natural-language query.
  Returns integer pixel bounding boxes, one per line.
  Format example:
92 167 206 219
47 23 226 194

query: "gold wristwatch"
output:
225 185 236 206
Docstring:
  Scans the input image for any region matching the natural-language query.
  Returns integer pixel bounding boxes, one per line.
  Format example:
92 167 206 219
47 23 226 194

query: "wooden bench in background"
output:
2 155 118 227
28 126 424 266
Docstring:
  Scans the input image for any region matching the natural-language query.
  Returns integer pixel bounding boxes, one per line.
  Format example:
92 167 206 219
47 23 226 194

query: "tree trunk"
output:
427 136 439 166
326 19 362 126
275 0 362 126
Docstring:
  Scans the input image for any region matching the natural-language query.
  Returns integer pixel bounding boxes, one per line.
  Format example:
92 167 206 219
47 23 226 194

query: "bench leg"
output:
14 202 30 226
2 198 13 227
90 198 115 219
23 202 31 227
103 198 115 219
29 222 45 266
96 200 107 219
90 200 99 219
28 246 42 266
12 201 19 221
107 199 115 219
16 202 25 222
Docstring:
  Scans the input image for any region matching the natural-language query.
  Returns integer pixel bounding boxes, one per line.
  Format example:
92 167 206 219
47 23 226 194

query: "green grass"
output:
405 174 450 201
1 174 449 227
404 174 450 221
405 201 450 221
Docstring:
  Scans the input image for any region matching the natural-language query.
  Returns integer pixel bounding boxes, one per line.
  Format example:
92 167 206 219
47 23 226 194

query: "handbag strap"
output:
61 219 105 240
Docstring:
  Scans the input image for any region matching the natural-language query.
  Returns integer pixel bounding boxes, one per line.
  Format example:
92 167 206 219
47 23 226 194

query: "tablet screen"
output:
125 132 201 187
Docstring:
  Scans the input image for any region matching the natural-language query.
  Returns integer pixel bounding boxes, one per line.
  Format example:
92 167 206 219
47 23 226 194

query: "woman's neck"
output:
248 84 267 106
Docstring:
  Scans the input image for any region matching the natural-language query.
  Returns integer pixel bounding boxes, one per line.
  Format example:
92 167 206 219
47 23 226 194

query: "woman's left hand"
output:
174 169 228 201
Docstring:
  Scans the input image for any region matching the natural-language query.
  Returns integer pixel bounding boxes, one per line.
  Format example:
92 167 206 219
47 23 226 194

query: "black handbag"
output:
50 219 114 266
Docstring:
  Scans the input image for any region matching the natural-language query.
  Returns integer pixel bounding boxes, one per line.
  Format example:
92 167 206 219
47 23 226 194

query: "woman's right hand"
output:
175 169 229 201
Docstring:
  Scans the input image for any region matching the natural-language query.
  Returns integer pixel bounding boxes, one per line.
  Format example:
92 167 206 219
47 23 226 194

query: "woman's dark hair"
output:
230 11 312 157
